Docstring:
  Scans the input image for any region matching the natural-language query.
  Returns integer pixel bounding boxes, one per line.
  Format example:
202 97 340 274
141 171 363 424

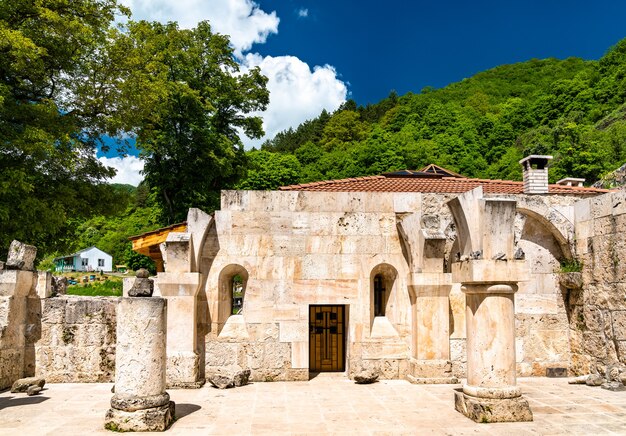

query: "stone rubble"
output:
51 276 68 295
568 375 588 384
26 385 42 396
11 377 45 393
5 240 37 271
601 381 626 392
354 369 379 384
586 374 604 386
567 367 626 392
208 368 251 389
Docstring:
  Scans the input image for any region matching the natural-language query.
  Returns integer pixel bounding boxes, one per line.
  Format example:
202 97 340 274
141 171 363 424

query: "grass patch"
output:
559 259 583 273
67 278 123 297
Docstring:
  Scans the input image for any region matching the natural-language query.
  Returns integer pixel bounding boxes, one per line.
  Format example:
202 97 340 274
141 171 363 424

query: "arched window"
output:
370 263 397 320
374 274 386 316
218 265 249 322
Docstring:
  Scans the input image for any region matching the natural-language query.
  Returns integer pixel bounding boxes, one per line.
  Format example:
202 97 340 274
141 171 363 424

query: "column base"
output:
454 390 533 423
407 375 459 384
406 359 458 384
105 401 175 432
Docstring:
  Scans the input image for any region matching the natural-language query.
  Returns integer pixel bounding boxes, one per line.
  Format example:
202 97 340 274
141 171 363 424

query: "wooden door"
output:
309 305 345 372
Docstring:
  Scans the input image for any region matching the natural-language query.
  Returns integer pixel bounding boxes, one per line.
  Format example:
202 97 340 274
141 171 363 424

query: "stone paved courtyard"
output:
1 376 626 435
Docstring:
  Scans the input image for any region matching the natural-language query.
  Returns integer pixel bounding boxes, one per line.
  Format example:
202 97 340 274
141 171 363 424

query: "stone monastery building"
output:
5 154 626 416
125 155 622 389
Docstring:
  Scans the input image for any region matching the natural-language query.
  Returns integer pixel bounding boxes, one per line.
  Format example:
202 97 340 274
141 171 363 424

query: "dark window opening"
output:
232 274 243 314
374 274 386 316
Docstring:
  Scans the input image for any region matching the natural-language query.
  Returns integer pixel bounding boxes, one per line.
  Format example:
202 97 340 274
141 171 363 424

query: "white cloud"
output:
99 155 145 186
240 54 347 149
121 0 279 54
119 0 348 150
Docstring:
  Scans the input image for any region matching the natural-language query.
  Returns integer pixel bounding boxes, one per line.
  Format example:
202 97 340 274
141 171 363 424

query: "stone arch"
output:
515 197 575 260
369 263 399 327
513 199 574 377
217 264 249 324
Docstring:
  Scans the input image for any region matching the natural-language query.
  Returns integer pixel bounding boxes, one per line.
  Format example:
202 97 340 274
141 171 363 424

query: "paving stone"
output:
1 378 626 434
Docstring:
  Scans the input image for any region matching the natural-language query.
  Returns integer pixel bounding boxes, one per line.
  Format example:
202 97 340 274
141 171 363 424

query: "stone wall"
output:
572 190 626 374
35 296 118 382
202 190 416 381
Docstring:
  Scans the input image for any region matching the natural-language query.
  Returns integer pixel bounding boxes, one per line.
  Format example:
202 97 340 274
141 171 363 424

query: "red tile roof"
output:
280 175 610 195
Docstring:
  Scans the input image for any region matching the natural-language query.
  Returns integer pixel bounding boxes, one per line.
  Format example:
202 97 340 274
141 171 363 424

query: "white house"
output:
54 246 113 273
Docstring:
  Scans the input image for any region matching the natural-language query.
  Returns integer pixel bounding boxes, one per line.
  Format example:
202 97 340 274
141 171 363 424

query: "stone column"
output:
0 241 37 390
158 232 203 388
447 188 532 423
105 297 174 432
452 261 532 422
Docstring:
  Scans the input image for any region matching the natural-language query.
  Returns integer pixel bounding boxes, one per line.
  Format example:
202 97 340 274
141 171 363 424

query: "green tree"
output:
0 0 130 257
106 21 269 223
237 150 302 190
320 110 368 150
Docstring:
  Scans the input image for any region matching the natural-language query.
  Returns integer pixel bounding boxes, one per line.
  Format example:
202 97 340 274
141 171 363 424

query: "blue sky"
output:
105 0 626 185
254 0 626 104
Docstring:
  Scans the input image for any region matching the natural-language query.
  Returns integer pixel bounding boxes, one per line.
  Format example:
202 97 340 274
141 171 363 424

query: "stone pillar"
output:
464 284 517 394
397 212 455 383
447 188 533 423
0 241 38 390
453 261 532 422
105 298 174 432
158 272 202 388
408 272 456 384
0 270 36 389
157 232 203 388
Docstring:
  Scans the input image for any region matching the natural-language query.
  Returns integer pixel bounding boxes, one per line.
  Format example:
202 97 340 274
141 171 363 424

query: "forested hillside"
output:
240 39 626 189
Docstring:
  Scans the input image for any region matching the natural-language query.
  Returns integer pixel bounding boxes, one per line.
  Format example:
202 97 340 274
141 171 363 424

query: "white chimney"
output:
519 155 553 194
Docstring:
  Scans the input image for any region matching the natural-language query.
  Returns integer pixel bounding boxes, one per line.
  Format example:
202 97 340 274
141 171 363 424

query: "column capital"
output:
461 283 518 295
452 259 528 285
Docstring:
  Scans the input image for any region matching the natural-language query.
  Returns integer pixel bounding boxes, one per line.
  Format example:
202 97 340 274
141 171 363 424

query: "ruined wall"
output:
427 193 578 378
571 190 626 374
35 296 118 382
0 270 37 389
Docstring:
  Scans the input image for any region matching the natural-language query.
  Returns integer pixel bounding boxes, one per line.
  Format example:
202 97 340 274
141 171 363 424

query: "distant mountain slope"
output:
244 39 626 190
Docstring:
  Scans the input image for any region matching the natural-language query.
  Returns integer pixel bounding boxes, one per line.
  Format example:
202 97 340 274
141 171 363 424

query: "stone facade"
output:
188 189 587 381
